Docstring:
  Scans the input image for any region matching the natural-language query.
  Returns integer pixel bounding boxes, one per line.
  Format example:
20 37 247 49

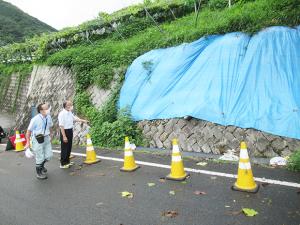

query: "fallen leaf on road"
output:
159 178 166 183
69 172 76 176
181 181 187 184
196 162 208 166
162 210 178 218
148 183 156 187
75 165 82 171
121 191 133 198
96 202 104 207
86 172 105 177
210 176 217 180
225 205 231 208
169 191 175 195
261 182 269 187
242 208 258 217
194 191 206 195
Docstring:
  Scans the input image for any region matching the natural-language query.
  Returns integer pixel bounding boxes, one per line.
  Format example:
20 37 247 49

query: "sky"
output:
5 0 143 30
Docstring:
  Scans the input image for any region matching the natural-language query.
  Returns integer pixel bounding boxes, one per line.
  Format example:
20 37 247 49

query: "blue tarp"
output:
119 26 300 139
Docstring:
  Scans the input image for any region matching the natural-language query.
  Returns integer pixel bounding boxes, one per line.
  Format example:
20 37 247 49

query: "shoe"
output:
41 167 47 174
41 160 48 174
68 162 74 166
60 164 70 169
36 166 47 179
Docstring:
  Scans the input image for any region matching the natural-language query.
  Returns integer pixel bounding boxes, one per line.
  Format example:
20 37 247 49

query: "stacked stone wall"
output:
138 118 300 157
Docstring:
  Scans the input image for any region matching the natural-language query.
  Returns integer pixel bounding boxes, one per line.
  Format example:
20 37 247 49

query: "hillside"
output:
0 0 56 46
0 0 300 148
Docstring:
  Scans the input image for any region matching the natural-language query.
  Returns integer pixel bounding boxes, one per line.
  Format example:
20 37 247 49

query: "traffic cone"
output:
166 139 189 181
14 130 25 152
232 141 259 193
120 137 140 172
83 134 100 164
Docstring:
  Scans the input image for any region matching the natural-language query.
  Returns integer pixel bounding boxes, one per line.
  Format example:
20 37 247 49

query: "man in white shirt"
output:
58 100 88 168
25 103 53 179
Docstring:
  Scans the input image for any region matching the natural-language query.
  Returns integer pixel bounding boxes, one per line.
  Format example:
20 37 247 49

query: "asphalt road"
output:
0 145 299 225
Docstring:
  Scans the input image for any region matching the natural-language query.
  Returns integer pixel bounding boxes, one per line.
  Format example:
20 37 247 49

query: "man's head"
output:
37 103 49 117
63 100 73 112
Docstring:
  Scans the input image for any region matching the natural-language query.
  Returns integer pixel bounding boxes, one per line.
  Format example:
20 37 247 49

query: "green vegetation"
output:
287 150 300 172
0 0 299 147
0 0 56 46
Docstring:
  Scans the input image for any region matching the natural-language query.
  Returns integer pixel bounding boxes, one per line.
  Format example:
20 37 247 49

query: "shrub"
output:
287 150 300 172
90 109 145 148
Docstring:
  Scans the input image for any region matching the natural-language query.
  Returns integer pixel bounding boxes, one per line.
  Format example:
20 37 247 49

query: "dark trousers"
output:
60 129 73 166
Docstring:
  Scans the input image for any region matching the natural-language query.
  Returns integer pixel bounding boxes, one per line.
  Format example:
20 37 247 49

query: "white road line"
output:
52 150 300 188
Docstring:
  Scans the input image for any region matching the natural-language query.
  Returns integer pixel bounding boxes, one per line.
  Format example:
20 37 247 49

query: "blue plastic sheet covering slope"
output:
119 26 300 139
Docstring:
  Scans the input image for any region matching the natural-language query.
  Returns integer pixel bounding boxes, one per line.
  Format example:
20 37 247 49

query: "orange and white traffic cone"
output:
84 134 100 164
14 130 25 152
166 139 189 181
232 141 259 193
120 137 140 172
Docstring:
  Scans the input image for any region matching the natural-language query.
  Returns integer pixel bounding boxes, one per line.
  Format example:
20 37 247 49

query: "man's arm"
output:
74 115 89 123
59 126 68 143
25 130 32 148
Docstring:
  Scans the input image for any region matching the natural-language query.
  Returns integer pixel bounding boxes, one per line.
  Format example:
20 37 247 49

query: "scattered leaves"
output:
242 208 258 217
162 210 178 218
120 191 133 198
148 183 156 187
86 172 105 177
69 172 79 176
159 178 166 183
261 182 269 187
96 202 104 207
194 191 207 195
196 162 208 166
169 190 175 195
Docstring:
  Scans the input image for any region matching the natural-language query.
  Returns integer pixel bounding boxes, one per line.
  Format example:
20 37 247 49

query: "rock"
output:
163 139 172 149
201 143 211 154
160 132 170 142
176 119 186 129
155 138 164 149
271 139 287 150
182 126 192 137
212 126 223 140
256 137 269 152
192 143 200 152
263 147 279 158
281 148 292 157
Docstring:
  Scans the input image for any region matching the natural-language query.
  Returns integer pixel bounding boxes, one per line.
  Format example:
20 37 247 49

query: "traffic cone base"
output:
232 141 259 193
166 139 189 181
84 158 101 165
232 182 259 193
120 165 140 172
166 172 189 181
